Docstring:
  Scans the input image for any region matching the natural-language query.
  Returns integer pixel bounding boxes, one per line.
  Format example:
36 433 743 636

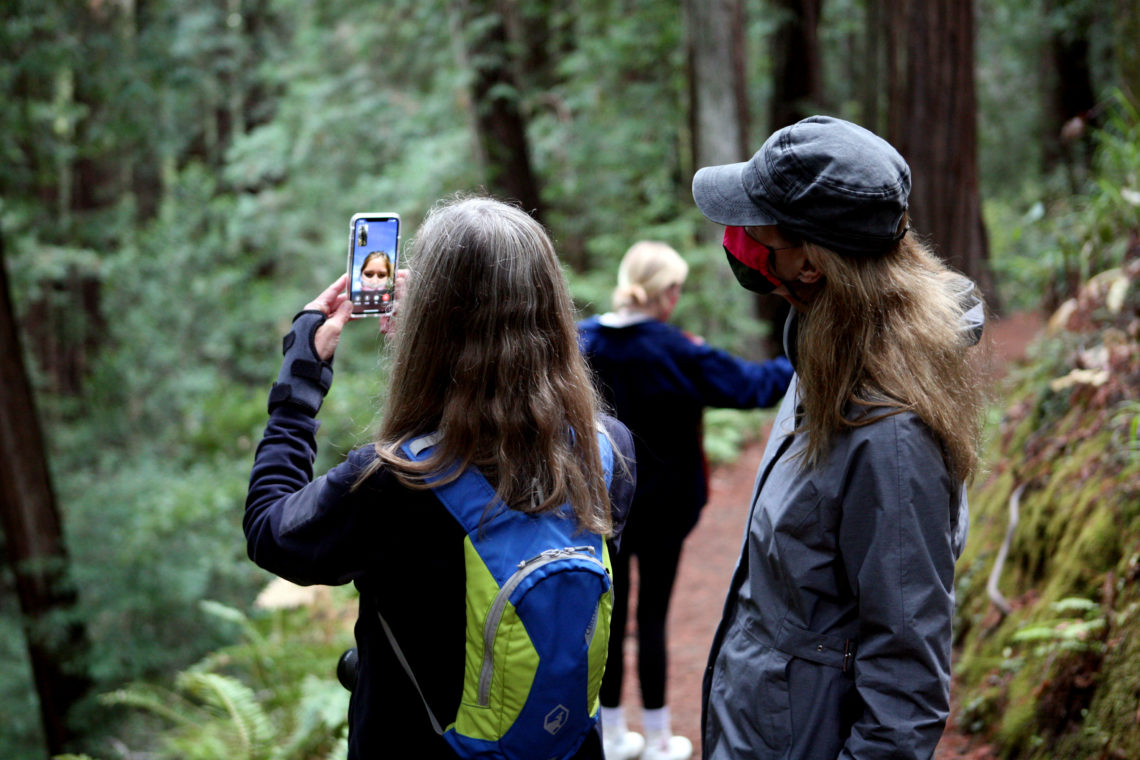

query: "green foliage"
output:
3 0 1138 758
983 92 1140 312
1113 400 1140 464
530 0 690 265
703 408 779 466
0 611 44 757
949 86 1140 756
1009 598 1106 657
975 0 1049 199
90 601 351 760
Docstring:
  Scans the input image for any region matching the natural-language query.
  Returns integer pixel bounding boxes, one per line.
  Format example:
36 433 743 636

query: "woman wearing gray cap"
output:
691 115 987 760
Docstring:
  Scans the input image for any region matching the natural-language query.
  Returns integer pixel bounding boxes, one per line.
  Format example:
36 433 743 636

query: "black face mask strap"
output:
778 276 808 305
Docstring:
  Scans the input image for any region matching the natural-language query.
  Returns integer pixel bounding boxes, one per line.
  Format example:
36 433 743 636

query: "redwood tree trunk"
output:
770 0 824 129
686 0 749 185
1042 0 1097 182
453 0 545 221
860 0 887 134
761 0 825 355
888 0 999 311
0 231 91 756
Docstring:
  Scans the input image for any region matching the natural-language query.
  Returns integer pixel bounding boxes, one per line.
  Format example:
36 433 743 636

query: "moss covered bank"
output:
953 260 1140 758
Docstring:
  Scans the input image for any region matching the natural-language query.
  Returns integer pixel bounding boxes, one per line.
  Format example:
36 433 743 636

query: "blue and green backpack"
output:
380 430 616 760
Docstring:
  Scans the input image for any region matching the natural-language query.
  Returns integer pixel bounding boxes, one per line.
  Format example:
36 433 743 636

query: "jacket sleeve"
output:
837 415 957 760
243 314 374 586
599 413 637 549
680 336 794 410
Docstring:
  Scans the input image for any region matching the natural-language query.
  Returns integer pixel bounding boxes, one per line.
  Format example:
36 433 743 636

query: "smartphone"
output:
347 212 401 318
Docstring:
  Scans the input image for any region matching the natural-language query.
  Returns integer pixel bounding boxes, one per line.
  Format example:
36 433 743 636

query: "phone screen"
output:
347 213 400 318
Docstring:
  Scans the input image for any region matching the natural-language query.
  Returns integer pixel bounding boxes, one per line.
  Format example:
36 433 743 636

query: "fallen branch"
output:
987 482 1026 617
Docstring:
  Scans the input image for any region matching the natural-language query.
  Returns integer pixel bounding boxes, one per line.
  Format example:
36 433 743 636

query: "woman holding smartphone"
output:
244 196 637 760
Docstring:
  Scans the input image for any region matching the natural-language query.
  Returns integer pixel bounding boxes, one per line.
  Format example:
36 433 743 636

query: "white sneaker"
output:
603 729 645 760
641 733 692 760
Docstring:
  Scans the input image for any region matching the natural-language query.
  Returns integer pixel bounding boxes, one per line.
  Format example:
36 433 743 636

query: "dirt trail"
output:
612 311 1044 758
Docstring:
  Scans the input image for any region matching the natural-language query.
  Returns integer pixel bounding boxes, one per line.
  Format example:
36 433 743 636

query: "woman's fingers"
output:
304 274 350 315
313 293 352 361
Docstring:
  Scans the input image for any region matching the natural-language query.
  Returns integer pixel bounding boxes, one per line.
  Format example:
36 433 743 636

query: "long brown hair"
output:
359 196 612 534
794 232 987 483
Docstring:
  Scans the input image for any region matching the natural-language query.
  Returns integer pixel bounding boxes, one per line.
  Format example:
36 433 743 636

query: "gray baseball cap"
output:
692 115 911 257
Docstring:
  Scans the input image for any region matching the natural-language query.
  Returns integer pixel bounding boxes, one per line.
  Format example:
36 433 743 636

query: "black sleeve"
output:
600 413 636 550
244 314 381 585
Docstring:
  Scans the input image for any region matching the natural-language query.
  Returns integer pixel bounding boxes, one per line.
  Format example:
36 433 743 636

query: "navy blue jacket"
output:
245 318 637 760
578 313 792 544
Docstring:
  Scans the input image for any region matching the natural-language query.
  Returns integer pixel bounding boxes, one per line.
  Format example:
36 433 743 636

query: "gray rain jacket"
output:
702 298 983 760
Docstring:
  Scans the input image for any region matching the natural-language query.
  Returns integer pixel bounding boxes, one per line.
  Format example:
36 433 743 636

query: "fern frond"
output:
176 671 274 755
270 675 349 760
100 686 200 728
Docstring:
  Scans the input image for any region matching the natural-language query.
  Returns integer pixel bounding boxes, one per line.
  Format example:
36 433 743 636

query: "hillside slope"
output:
952 257 1140 759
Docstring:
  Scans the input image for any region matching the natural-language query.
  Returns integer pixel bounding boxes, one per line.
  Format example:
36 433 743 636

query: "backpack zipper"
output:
478 546 604 706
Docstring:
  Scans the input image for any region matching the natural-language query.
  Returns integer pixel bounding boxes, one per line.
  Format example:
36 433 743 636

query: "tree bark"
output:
686 0 749 186
887 0 999 311
687 0 787 356
1041 0 1097 180
860 0 887 134
0 230 91 757
760 0 826 355
770 0 824 129
452 0 545 221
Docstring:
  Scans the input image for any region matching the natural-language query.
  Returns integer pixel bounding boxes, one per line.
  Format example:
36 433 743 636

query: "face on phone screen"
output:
347 214 400 317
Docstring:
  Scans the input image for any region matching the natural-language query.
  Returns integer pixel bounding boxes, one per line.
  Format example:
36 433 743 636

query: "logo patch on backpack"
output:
545 704 569 735
388 430 616 760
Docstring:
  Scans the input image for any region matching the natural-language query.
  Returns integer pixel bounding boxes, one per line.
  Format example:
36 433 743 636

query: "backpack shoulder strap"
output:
400 433 499 533
401 429 614 532
377 611 445 735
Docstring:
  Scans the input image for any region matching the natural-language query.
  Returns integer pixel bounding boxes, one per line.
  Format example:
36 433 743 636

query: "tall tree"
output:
770 0 825 129
686 0 749 189
887 0 999 309
451 0 545 220
859 0 888 133
759 0 826 356
0 231 91 757
687 0 790 354
1042 0 1097 181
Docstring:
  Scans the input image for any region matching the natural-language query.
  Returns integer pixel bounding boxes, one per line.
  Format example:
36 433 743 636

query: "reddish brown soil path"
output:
612 311 1043 758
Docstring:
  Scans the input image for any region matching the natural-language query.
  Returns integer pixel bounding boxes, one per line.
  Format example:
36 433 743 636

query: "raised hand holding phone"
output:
303 274 354 361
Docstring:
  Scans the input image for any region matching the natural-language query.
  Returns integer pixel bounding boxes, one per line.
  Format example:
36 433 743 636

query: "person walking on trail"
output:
244 196 637 760
691 115 988 760
577 241 794 760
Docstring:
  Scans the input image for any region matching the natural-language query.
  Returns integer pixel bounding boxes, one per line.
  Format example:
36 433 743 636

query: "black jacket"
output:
245 320 637 759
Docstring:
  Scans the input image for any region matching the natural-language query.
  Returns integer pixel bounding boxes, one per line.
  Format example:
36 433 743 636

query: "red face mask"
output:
722 226 788 293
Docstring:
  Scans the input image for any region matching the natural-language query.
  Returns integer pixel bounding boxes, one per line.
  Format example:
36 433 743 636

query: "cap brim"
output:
692 162 779 227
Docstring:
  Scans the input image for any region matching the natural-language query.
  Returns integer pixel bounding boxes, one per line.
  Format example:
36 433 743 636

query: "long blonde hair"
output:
794 233 987 483
612 241 689 312
360 196 612 534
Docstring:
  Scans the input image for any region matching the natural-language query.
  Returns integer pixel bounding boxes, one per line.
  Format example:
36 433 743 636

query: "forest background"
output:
2 0 1139 758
